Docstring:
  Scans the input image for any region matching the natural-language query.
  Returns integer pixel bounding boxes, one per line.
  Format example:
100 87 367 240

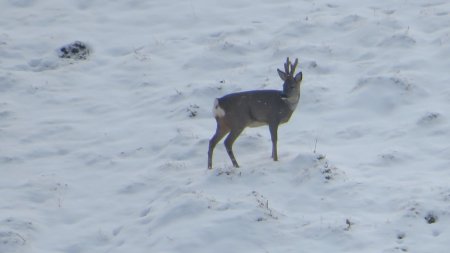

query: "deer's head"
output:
277 58 303 100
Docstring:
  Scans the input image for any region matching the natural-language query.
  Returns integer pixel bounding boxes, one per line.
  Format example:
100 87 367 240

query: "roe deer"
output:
207 57 303 169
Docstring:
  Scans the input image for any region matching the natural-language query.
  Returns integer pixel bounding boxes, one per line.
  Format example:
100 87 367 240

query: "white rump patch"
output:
213 98 226 118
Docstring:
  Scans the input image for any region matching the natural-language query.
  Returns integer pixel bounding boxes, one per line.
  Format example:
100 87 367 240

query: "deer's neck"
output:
284 92 300 111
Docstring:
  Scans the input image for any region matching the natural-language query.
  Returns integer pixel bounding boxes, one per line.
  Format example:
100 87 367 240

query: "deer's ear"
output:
277 69 287 81
294 72 303 82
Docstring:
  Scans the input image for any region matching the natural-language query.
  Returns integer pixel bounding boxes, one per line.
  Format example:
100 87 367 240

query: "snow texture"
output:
1 0 450 253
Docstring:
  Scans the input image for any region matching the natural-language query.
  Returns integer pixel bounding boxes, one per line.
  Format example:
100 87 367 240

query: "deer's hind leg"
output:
224 127 245 168
208 117 230 169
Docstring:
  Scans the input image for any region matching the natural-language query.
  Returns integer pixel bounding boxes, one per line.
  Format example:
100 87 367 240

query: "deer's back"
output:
217 90 294 128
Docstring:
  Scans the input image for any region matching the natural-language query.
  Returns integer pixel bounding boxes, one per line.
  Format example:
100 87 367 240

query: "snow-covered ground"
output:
1 0 450 252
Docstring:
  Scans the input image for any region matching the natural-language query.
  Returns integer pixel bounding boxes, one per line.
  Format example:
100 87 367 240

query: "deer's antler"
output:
284 57 299 77
290 58 298 76
284 57 291 75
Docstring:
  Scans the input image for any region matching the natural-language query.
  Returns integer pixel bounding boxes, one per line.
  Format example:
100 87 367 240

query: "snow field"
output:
1 0 450 252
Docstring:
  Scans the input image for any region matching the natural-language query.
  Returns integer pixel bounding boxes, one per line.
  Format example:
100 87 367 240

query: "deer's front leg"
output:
269 123 279 161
